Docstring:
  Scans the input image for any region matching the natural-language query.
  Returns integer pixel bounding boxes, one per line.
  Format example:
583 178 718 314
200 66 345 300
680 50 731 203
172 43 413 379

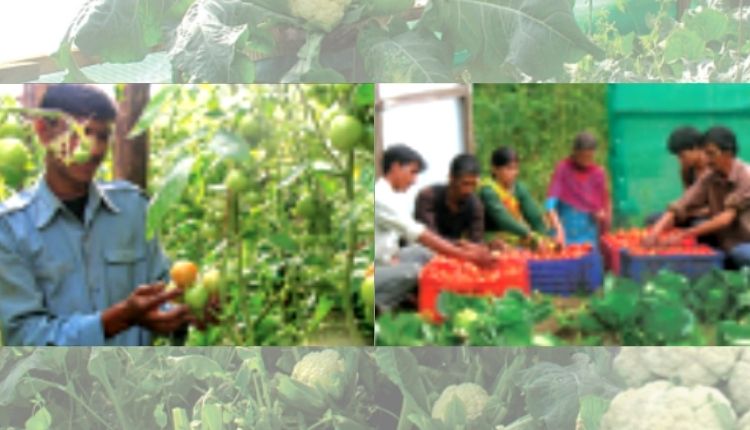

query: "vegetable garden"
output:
2 0 748 83
0 84 375 346
2 346 750 429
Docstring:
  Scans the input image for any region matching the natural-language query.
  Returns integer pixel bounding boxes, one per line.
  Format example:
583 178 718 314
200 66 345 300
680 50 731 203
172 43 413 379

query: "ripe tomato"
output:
171 260 199 288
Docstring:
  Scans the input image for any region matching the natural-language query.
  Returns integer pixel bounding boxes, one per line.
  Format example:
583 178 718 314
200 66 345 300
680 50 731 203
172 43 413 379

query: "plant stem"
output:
343 147 358 338
47 381 115 430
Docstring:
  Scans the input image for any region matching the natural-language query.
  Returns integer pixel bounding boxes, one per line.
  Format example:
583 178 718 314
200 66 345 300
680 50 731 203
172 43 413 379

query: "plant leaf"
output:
357 27 453 82
147 156 195 239
168 0 297 82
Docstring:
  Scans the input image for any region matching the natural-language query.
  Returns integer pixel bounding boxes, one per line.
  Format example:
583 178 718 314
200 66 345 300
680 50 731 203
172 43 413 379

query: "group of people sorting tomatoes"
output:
375 126 750 312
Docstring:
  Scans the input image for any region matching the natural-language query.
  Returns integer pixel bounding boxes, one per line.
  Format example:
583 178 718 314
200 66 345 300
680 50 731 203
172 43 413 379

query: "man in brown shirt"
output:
668 125 709 191
647 126 750 267
415 154 485 244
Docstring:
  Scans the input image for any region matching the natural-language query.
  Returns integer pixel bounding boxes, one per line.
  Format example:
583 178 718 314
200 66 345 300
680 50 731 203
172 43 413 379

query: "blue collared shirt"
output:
0 178 171 346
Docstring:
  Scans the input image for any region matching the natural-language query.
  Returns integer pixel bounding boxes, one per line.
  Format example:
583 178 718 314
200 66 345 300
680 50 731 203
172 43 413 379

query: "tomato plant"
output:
138 84 375 346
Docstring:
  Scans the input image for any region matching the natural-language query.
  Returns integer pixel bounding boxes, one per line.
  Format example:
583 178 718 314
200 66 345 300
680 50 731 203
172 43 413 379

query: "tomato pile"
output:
422 254 528 293
524 244 593 261
602 228 714 256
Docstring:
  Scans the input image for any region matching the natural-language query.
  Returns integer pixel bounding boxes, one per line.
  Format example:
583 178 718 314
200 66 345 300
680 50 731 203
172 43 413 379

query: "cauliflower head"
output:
431 383 489 423
289 0 352 32
614 347 742 387
600 380 737 430
291 349 347 400
729 349 750 416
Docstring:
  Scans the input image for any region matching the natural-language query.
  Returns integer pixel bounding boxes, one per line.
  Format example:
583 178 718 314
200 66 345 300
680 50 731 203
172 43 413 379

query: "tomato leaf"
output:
147 156 195 239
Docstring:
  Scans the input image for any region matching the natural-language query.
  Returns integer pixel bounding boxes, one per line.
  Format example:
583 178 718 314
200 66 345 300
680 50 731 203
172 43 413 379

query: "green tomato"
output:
329 114 363 151
238 115 264 142
202 269 221 295
294 196 316 218
0 138 30 189
225 169 249 193
185 284 210 314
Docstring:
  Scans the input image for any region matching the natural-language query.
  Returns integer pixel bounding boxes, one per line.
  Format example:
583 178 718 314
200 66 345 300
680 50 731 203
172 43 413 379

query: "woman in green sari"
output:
479 147 562 248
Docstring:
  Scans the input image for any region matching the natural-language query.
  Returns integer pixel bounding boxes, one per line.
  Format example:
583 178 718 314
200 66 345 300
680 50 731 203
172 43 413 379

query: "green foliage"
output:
473 84 609 203
140 84 374 346
377 290 554 346
571 1 750 82
377 268 750 346
374 347 623 429
582 269 750 345
52 1 748 83
0 348 384 429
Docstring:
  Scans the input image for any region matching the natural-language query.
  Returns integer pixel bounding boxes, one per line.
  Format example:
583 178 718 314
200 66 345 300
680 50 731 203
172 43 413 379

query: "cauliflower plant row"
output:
602 348 750 430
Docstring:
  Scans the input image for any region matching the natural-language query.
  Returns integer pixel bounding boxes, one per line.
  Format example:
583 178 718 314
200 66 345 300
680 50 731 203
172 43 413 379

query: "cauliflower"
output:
291 349 347 400
729 349 750 416
614 347 742 387
289 0 352 32
600 380 737 430
431 383 489 423
740 411 750 430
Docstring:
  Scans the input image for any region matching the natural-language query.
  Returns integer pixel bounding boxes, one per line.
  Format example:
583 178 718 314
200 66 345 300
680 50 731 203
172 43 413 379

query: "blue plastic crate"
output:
530 250 604 295
620 249 724 283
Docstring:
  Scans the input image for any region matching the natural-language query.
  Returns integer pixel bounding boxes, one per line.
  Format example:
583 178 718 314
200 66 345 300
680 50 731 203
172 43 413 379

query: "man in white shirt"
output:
375 144 496 311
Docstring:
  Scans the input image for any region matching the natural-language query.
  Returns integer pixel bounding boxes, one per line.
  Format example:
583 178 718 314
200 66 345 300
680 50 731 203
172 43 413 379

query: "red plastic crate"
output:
418 256 530 323
601 230 697 274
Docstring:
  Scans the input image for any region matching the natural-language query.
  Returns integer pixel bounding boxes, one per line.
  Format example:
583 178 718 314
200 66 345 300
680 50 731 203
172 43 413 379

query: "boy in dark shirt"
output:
415 154 485 244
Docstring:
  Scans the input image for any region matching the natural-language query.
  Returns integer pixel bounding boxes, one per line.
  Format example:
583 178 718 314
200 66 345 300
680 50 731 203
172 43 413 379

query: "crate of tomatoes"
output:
601 228 697 274
418 254 530 322
525 244 604 296
620 244 724 283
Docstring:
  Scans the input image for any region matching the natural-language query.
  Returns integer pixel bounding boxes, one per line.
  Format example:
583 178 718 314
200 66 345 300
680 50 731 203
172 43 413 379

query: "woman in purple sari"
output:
546 132 612 248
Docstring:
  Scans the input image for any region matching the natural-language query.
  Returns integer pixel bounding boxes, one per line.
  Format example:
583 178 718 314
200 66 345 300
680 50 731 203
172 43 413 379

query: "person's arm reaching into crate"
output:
645 170 710 246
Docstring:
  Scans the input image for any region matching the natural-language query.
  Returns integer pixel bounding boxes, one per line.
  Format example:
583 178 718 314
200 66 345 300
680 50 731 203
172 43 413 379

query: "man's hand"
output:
641 229 660 247
554 229 566 247
457 240 489 253
661 230 688 246
488 238 508 252
464 246 497 269
102 283 191 338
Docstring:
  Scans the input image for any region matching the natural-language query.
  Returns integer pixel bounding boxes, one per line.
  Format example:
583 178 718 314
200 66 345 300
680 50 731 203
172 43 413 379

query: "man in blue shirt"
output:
0 85 192 346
